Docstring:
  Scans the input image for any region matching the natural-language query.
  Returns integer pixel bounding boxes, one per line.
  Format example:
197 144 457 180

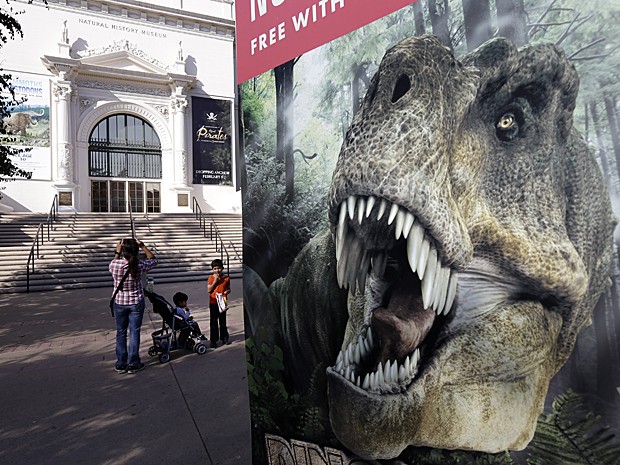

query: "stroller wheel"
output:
159 353 170 363
148 347 157 357
195 343 207 355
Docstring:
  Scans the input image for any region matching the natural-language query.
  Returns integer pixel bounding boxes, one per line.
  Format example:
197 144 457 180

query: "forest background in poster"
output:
240 1 620 464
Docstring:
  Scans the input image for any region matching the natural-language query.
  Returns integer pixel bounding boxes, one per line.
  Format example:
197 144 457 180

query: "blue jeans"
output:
114 298 145 367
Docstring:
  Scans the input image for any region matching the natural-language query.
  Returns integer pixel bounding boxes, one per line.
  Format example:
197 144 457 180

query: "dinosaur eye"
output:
495 112 519 141
498 113 514 129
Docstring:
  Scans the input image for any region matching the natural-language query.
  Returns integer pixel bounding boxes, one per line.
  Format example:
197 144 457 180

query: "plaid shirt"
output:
109 258 158 306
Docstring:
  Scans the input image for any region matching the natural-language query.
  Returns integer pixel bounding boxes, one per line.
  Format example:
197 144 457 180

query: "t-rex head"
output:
325 36 614 457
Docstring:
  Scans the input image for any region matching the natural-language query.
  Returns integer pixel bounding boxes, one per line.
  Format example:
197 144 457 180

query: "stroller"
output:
145 290 209 363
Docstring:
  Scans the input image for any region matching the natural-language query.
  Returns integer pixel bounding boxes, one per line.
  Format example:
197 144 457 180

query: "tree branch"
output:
528 21 578 27
568 38 606 59
556 13 592 46
570 54 610 62
528 0 560 38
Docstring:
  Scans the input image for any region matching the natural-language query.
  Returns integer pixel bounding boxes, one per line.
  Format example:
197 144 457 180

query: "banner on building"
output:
235 0 416 83
0 72 51 180
240 2 620 465
191 97 232 185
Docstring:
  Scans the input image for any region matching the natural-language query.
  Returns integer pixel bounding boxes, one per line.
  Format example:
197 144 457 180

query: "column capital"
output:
52 81 73 99
171 96 188 113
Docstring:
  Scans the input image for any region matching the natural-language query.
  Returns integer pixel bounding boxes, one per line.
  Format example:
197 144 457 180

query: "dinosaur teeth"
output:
333 323 424 393
347 195 356 221
403 212 415 239
335 195 457 316
365 195 376 218
333 196 461 392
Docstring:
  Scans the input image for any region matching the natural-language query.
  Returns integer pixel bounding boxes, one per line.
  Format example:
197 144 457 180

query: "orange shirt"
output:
208 275 230 304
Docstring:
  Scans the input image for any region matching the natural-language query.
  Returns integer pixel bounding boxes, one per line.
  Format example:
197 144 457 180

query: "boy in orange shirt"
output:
207 258 231 348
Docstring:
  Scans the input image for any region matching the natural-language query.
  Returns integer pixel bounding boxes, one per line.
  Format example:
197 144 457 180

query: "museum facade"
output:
1 0 239 214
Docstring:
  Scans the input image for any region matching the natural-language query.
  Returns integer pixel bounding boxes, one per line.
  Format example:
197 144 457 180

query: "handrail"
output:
26 194 59 293
210 220 230 275
226 239 243 265
192 196 208 238
192 196 230 276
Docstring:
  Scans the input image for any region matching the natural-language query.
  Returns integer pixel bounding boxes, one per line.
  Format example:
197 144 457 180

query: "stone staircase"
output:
0 212 243 293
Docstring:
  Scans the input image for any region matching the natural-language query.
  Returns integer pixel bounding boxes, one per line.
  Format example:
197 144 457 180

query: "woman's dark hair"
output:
122 238 140 279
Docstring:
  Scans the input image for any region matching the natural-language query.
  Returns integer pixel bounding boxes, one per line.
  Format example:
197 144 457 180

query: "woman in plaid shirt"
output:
110 238 158 374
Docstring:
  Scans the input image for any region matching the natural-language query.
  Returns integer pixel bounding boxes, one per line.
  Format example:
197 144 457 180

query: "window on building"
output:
88 114 162 179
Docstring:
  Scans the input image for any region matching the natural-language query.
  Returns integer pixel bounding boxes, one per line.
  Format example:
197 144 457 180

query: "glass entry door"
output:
110 181 126 212
91 181 160 213
129 182 144 213
91 181 108 212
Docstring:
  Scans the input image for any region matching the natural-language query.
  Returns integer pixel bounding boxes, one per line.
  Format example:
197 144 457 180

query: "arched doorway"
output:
89 114 162 213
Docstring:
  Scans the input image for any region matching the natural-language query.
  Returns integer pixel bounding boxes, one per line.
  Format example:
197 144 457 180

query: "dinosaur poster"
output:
0 72 51 180
239 2 620 464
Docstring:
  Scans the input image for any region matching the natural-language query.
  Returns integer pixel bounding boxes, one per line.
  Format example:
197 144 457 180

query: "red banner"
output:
235 0 417 83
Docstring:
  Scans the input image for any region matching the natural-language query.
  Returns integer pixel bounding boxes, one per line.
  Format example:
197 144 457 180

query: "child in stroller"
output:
145 290 209 363
172 292 208 342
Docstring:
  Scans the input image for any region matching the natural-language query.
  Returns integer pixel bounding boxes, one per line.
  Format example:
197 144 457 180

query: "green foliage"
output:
402 447 515 465
246 327 337 464
525 390 620 465
243 135 328 286
246 331 300 465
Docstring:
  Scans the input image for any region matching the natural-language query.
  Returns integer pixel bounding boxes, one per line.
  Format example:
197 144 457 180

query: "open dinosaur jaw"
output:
334 195 458 315
331 194 459 393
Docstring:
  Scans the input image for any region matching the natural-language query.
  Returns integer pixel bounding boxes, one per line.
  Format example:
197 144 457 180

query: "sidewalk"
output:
0 278 251 465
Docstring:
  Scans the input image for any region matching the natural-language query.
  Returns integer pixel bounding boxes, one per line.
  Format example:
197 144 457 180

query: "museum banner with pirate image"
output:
238 1 620 464
0 72 51 180
191 96 232 185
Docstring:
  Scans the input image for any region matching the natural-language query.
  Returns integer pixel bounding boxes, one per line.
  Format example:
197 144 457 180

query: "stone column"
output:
172 96 188 187
52 80 77 211
53 80 73 183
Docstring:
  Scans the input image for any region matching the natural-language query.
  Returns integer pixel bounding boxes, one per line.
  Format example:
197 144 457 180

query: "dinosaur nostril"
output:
391 74 411 103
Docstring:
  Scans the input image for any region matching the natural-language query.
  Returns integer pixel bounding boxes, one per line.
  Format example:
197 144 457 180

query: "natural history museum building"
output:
1 0 238 214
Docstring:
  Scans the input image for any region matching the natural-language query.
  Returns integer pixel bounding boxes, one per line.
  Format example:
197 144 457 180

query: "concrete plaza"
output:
0 279 251 465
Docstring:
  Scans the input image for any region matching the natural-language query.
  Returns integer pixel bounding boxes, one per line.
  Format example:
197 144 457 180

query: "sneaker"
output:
115 365 127 374
223 338 231 345
127 363 145 374
210 341 218 349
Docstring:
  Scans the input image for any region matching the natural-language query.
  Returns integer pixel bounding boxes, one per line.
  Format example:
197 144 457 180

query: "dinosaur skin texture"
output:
271 36 615 460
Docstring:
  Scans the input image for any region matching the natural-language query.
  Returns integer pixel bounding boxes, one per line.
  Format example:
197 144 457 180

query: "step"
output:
0 211 243 293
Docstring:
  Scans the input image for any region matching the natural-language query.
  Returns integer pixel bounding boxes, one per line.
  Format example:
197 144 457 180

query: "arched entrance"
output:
89 114 162 212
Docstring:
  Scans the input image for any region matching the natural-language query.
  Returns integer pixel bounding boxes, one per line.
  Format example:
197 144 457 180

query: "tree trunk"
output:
428 0 452 49
591 102 609 176
274 59 295 204
585 101 589 143
413 0 426 36
604 94 620 166
462 0 493 51
237 83 248 196
352 66 369 116
495 0 527 46
593 293 617 403
591 101 620 243
588 101 611 188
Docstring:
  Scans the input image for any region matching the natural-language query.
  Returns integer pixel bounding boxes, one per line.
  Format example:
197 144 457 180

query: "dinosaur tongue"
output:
370 272 436 364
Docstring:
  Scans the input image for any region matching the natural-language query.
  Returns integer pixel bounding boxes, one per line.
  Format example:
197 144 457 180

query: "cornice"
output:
24 0 235 40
